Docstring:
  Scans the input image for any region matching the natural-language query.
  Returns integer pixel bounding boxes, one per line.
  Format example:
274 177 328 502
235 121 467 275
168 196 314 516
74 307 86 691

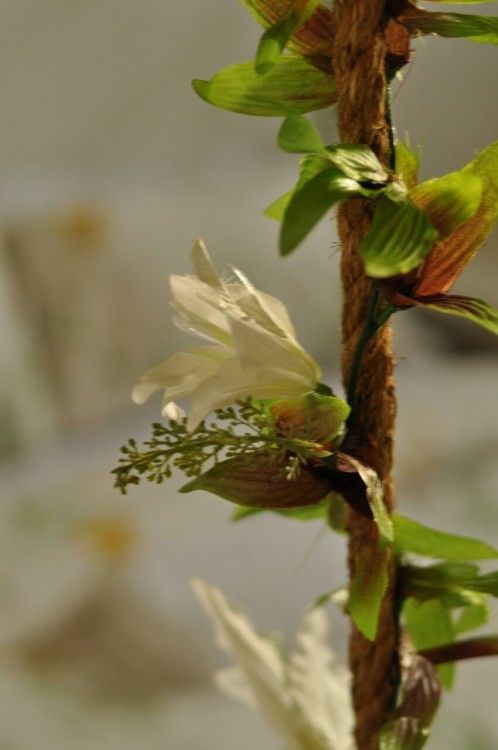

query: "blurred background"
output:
0 2 497 748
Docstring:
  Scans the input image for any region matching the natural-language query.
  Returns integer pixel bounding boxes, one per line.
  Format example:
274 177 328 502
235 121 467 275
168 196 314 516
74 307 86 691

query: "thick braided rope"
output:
331 3 398 749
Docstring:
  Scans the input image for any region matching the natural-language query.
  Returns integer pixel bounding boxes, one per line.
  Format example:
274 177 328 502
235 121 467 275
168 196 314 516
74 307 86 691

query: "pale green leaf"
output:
393 513 498 560
335 452 393 549
280 169 364 255
349 549 389 641
395 141 420 190
402 562 498 608
359 196 438 278
410 171 483 239
231 506 266 522
421 294 498 337
265 154 328 221
192 56 337 117
454 601 490 636
277 114 328 155
326 144 388 183
403 11 498 45
255 0 319 74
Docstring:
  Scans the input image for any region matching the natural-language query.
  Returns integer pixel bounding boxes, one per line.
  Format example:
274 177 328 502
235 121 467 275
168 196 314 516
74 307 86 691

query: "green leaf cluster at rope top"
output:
267 118 498 337
192 0 498 118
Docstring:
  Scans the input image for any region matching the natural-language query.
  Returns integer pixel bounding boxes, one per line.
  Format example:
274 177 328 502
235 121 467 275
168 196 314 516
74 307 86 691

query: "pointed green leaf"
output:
327 492 347 535
454 601 490 636
350 548 389 641
410 171 482 239
280 168 365 255
412 142 498 296
402 562 498 608
359 195 438 278
403 598 455 689
419 294 498 337
277 114 328 155
395 141 420 191
336 452 393 550
326 144 388 184
180 450 332 508
255 0 319 74
192 56 337 117
265 153 328 221
231 506 266 522
393 514 498 560
402 10 498 45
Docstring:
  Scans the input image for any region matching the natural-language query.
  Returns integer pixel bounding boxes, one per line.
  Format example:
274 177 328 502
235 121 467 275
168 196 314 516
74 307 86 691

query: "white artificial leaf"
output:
192 579 355 750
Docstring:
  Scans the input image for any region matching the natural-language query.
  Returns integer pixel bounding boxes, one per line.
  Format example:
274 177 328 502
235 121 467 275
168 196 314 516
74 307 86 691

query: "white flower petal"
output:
170 275 232 344
228 316 321 388
161 401 186 422
132 347 230 408
132 241 322 428
191 579 296 745
288 608 354 750
226 272 294 339
191 237 224 289
214 666 258 710
192 580 355 750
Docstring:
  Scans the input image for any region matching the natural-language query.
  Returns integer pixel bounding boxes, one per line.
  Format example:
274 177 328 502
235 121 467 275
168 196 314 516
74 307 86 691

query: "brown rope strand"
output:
330 2 403 748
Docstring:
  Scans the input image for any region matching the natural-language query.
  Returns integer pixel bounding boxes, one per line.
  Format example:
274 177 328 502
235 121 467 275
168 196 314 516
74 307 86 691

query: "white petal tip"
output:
161 401 186 422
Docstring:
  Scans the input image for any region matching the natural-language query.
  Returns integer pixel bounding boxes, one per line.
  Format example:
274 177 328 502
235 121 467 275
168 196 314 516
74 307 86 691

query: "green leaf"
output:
336 452 393 550
395 141 420 191
192 56 337 117
409 142 498 297
276 501 330 520
265 153 328 221
255 0 319 74
410 171 482 239
402 10 498 45
327 492 347 534
401 562 498 608
326 144 388 184
359 195 438 278
277 114 328 155
231 506 266 522
277 116 389 183
240 0 335 70
279 168 365 255
420 294 498 337
180 450 333 508
403 598 455 689
454 601 490 636
231 498 329 522
350 548 389 641
393 514 498 560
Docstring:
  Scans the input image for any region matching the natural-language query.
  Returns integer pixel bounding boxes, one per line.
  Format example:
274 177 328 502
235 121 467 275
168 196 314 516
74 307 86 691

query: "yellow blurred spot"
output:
77 517 138 562
56 207 107 247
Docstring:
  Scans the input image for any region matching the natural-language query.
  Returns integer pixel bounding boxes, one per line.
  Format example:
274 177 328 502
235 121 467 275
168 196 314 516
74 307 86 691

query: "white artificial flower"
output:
132 239 322 430
192 579 355 750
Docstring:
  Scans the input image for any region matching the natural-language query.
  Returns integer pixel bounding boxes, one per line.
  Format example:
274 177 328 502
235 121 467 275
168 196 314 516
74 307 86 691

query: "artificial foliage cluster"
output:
115 1 498 748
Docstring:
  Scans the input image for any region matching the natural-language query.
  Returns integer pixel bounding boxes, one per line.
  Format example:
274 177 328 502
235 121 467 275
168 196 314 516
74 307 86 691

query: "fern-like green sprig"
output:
112 399 329 494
